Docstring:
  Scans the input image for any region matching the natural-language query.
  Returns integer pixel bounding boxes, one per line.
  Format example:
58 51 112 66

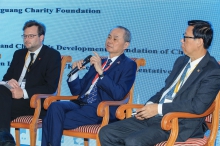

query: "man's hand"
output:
7 79 19 89
135 104 158 120
90 52 103 75
10 86 24 99
72 60 85 71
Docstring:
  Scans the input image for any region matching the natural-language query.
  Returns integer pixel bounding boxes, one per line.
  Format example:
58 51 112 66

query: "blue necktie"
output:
159 63 191 103
86 59 112 103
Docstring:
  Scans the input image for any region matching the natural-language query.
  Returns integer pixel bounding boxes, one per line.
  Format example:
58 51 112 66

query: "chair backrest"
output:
204 91 220 144
126 58 146 117
57 55 72 96
204 62 220 143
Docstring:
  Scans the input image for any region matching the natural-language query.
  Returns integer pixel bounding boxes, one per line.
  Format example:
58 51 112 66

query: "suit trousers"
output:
99 116 170 146
41 101 81 146
0 86 35 132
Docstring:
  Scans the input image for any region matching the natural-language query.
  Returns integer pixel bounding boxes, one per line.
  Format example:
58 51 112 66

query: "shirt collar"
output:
107 55 119 65
28 45 42 55
188 55 205 68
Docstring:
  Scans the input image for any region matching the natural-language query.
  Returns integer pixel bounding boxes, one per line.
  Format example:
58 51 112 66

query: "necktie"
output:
86 59 112 103
24 53 34 79
104 59 112 69
27 53 35 72
160 63 191 103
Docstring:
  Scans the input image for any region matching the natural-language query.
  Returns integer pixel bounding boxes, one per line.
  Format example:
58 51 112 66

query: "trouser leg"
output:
99 117 169 146
41 101 80 146
0 86 12 132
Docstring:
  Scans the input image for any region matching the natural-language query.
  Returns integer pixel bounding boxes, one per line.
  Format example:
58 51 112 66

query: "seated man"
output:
99 20 220 146
42 26 137 146
0 20 61 145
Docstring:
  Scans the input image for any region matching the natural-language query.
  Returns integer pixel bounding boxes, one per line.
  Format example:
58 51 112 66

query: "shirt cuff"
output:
145 101 154 105
158 103 163 116
22 89 29 99
68 72 79 82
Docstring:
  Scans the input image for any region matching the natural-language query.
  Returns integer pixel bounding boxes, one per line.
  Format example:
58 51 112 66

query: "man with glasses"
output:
0 20 61 145
99 20 220 146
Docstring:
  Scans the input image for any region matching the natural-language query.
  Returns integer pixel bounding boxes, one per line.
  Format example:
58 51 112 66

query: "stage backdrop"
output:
0 0 220 145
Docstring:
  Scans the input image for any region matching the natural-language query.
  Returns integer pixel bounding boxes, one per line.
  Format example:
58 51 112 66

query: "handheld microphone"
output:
67 55 92 77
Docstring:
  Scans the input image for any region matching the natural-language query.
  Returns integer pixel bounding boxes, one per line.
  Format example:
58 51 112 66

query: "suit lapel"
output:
16 50 28 79
165 57 189 90
176 52 210 96
104 53 125 74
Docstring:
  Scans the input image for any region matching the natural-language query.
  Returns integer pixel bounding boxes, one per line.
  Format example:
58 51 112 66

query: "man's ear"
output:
123 42 130 50
196 38 204 48
40 35 44 42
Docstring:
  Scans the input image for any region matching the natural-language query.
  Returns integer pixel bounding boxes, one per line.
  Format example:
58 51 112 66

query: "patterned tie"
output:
24 53 35 79
159 63 191 103
27 53 35 72
86 59 112 103
104 59 112 70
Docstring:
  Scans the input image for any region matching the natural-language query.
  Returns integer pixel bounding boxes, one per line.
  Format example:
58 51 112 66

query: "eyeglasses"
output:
183 34 196 42
21 34 38 39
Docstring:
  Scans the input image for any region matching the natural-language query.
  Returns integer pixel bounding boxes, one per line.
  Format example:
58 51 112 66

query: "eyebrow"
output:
108 34 119 38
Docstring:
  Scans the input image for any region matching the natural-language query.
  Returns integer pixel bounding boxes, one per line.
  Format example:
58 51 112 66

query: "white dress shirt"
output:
18 46 42 99
147 55 204 116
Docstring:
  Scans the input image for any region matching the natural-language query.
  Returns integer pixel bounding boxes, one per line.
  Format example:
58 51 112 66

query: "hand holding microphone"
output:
67 55 92 77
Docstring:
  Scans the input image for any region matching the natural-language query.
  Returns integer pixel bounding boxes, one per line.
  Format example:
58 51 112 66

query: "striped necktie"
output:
159 63 191 103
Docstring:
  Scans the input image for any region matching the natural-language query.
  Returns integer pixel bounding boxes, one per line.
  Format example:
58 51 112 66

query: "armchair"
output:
116 91 220 146
43 57 146 146
10 55 72 146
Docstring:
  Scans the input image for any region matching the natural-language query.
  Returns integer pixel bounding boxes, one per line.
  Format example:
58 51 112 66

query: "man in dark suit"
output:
99 20 220 146
41 26 137 146
0 20 61 145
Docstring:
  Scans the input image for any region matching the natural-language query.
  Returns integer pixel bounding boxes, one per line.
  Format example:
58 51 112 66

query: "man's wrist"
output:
99 72 104 78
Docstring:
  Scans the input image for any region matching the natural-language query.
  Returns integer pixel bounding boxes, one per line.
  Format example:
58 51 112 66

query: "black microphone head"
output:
84 55 92 63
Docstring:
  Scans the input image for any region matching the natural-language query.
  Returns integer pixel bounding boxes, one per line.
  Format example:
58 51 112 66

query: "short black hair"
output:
23 20 46 36
188 20 213 49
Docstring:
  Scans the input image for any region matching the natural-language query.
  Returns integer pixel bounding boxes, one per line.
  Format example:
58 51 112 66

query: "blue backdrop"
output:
0 0 220 145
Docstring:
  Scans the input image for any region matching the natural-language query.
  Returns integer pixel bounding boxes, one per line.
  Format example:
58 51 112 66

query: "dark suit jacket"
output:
67 53 137 128
148 52 220 141
3 45 61 118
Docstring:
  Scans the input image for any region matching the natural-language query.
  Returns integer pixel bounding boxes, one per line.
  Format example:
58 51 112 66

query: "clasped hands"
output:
134 104 158 120
7 79 24 99
72 51 103 75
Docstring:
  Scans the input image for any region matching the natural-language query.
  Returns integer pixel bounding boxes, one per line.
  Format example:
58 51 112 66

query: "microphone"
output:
67 55 92 77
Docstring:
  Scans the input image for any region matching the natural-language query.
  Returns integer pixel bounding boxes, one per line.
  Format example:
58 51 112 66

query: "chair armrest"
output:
43 95 79 110
161 100 216 146
30 94 55 108
96 93 131 127
161 101 215 131
116 104 144 120
97 98 130 117
29 94 57 124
